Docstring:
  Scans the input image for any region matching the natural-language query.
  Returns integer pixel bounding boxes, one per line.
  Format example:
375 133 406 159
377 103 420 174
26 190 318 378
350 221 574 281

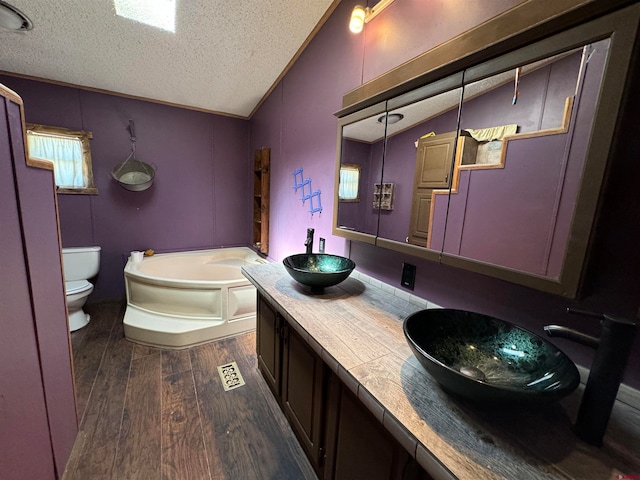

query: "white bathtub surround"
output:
123 247 267 349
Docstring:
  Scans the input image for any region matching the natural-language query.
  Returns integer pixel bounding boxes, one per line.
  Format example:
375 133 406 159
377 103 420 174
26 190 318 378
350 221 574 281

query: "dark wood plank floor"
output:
63 301 317 480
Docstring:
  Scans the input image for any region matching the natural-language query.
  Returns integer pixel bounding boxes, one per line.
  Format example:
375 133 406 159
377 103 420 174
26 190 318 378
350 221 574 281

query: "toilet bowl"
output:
62 246 101 332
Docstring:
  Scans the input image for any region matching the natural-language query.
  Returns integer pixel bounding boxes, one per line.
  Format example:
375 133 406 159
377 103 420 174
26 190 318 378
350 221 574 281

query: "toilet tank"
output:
62 246 101 282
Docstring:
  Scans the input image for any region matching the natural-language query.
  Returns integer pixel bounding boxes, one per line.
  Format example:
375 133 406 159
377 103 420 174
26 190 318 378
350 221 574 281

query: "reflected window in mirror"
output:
338 164 361 202
335 105 387 238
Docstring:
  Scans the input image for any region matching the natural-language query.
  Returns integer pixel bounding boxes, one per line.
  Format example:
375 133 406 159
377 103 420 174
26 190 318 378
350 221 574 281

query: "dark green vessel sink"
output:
283 253 356 291
403 309 579 403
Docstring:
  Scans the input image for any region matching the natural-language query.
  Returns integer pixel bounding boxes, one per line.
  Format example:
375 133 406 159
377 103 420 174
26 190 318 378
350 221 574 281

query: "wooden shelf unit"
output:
253 147 270 255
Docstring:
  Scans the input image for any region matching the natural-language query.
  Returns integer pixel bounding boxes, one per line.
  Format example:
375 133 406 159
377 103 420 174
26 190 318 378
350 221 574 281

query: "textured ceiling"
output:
0 0 336 118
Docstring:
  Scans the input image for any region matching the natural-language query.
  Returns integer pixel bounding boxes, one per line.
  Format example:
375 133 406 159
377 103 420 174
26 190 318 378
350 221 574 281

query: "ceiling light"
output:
349 0 395 34
378 113 404 124
0 1 33 32
114 0 176 33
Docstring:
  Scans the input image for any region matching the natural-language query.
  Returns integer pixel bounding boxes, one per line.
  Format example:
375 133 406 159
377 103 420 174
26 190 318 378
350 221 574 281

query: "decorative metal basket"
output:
111 119 156 191
111 153 155 191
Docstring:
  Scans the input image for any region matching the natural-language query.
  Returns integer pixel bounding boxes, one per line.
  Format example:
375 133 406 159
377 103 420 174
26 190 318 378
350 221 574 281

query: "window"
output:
338 164 361 202
26 124 97 194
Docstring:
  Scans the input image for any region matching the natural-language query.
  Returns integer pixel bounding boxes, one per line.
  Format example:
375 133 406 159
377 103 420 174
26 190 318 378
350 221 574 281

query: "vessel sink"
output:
283 253 356 290
403 309 579 403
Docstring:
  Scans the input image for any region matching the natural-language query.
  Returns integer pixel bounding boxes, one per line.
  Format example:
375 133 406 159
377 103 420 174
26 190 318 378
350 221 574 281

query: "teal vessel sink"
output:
283 253 355 291
403 309 579 403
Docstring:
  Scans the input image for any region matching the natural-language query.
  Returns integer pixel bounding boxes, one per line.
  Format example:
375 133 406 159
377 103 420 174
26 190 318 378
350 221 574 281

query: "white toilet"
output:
61 246 101 331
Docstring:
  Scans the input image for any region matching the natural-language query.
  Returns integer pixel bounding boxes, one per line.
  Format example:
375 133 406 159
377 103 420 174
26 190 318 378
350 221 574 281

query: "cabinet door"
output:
324 378 422 480
256 293 281 398
281 324 326 471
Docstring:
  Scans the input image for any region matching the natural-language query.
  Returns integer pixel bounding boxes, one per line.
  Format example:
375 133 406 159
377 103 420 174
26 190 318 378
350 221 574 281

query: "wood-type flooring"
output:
63 301 316 480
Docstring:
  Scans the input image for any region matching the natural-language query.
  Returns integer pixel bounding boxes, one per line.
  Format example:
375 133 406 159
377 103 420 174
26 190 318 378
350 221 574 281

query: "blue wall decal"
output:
292 168 322 215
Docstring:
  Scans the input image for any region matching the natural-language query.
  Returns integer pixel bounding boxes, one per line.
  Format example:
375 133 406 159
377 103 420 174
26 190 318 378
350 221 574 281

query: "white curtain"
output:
339 167 360 200
27 132 84 188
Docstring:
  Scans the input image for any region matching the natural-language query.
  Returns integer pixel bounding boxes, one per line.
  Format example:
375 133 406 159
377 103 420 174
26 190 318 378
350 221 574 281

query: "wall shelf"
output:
253 147 270 255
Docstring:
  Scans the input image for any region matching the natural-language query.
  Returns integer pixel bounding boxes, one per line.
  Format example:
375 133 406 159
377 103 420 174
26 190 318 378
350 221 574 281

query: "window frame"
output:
26 123 98 195
338 163 361 202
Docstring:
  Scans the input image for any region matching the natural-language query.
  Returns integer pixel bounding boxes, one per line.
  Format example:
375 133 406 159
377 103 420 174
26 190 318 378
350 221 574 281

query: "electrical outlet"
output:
401 263 416 290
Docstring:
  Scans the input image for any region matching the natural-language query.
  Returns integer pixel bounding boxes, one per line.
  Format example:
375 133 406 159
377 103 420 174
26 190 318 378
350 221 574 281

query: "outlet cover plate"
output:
401 263 416 290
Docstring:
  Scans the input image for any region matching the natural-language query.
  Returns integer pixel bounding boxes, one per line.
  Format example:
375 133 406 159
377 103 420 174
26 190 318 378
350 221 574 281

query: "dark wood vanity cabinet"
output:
256 293 281 397
256 292 432 480
256 293 326 471
281 321 326 470
324 376 430 480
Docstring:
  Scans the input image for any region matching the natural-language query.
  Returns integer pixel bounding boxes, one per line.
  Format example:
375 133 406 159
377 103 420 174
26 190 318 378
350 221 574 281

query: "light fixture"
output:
377 113 404 125
349 0 396 34
0 1 32 32
349 5 366 34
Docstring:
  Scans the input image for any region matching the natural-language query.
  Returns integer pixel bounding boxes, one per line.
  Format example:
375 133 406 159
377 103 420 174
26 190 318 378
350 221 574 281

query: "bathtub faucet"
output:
305 228 314 254
544 308 636 446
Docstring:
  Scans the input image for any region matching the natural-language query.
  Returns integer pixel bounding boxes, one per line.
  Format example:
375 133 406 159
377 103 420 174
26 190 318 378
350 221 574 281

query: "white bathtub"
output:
123 247 266 349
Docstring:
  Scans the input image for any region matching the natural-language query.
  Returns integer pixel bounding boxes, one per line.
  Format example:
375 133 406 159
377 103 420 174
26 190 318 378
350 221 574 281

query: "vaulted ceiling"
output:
0 0 337 118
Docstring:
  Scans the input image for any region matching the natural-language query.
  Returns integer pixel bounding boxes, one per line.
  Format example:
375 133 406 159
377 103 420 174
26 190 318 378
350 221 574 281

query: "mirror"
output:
333 7 639 297
436 43 607 279
334 102 387 243
377 74 463 260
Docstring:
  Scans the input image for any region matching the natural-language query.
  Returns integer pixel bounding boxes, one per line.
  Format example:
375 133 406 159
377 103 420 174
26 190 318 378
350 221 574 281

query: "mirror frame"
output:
333 3 640 298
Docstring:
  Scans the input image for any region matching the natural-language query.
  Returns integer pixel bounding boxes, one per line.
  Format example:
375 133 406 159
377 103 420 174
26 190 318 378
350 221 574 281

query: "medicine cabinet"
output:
333 3 640 297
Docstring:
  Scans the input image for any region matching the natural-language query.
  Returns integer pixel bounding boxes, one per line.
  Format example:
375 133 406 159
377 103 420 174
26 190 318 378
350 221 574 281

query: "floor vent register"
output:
217 361 246 391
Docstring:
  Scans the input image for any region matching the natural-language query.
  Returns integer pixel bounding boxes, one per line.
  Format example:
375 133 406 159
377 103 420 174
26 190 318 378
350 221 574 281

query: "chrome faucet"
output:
544 308 636 446
304 228 314 254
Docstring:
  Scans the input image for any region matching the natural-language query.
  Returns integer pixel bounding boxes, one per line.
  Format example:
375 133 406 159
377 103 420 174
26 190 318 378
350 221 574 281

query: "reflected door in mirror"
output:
408 131 457 247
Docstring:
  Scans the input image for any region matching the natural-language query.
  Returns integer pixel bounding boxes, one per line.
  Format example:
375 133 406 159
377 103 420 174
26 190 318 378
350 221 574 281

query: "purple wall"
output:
250 0 640 389
249 0 524 262
0 75 250 300
2 90 77 478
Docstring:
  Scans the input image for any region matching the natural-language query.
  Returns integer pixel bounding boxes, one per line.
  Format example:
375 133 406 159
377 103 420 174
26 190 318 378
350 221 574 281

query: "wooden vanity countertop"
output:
242 263 640 480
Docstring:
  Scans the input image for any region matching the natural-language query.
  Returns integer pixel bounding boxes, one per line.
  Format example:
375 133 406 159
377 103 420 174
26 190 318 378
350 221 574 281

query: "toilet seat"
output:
65 280 92 295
